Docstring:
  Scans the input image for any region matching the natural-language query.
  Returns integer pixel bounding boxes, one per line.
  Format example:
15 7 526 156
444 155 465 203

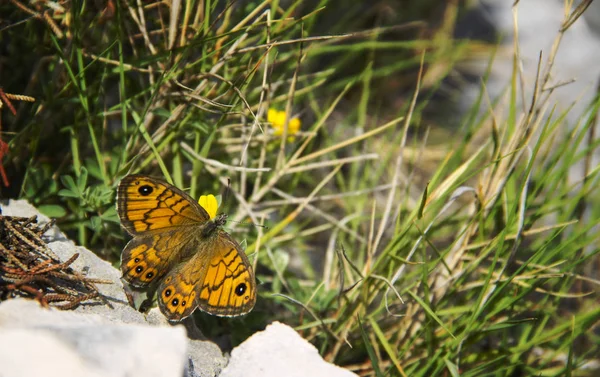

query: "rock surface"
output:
0 299 189 377
0 199 357 377
220 321 357 377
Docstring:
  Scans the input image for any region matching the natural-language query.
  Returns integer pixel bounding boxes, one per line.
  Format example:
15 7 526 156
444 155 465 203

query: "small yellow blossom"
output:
268 109 301 137
198 194 218 219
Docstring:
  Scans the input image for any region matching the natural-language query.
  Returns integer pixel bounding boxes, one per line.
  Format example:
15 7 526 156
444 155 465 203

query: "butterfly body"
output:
117 174 256 321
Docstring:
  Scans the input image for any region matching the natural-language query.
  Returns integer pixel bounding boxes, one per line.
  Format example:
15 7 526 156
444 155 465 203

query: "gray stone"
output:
188 339 229 377
220 321 358 377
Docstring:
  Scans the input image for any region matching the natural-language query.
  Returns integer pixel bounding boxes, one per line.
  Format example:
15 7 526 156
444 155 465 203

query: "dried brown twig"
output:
0 87 36 187
0 213 110 310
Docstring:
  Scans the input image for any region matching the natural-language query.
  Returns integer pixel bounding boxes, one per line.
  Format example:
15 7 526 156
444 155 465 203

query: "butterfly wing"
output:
120 229 197 288
117 174 209 236
157 231 257 321
117 174 209 287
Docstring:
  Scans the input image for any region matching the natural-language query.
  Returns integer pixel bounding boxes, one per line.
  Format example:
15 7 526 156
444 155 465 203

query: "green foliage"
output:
1 0 599 376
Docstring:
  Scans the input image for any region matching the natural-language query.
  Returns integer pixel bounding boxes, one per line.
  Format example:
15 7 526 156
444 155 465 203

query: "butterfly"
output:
116 174 256 321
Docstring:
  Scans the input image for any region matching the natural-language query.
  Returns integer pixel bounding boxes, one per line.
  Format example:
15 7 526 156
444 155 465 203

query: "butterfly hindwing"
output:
120 229 197 288
196 231 256 317
157 231 256 321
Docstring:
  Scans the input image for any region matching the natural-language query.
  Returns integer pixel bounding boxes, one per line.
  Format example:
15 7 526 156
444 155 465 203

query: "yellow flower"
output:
268 108 301 137
198 194 218 219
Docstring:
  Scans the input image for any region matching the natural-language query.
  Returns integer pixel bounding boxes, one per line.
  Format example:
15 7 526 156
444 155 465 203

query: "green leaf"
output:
152 107 172 118
78 166 88 192
58 189 80 198
100 206 120 223
60 175 79 195
85 157 103 180
90 216 102 230
358 316 385 377
368 318 404 375
407 290 456 339
418 181 429 219
443 358 460 377
38 204 67 218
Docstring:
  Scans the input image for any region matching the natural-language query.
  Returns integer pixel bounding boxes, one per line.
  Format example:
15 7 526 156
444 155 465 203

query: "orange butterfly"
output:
117 174 256 321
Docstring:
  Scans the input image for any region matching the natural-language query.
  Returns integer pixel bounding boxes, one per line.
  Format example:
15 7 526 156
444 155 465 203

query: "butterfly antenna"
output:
225 177 231 203
227 219 269 231
220 177 232 214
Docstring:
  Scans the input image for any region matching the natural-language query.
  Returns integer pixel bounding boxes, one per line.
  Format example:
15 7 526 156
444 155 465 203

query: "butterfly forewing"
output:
117 175 209 236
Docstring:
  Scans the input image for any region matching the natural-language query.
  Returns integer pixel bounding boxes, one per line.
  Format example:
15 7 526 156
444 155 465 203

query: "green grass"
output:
1 1 599 376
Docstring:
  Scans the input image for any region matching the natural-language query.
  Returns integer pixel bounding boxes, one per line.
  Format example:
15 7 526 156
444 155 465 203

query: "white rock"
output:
0 329 107 377
220 321 357 377
0 299 188 377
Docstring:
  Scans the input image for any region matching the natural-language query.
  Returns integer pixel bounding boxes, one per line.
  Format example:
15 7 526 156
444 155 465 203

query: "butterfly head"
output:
214 212 228 227
201 212 228 238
